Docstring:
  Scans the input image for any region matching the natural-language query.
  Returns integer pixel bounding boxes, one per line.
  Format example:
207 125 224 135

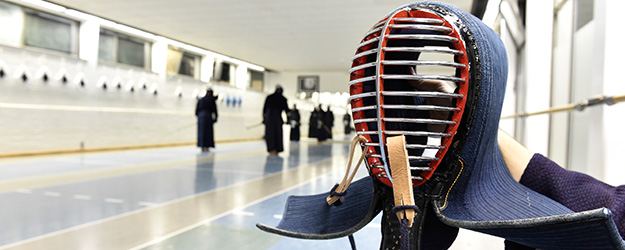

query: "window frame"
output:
22 9 79 55
98 28 152 70
166 46 202 79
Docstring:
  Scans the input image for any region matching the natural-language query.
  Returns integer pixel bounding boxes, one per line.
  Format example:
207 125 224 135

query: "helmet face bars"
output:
349 5 470 187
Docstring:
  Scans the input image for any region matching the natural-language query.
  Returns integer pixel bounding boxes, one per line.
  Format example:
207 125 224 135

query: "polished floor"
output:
0 136 501 250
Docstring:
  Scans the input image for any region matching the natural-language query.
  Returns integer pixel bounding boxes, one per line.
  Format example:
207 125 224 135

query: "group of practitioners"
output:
195 85 353 155
262 86 339 155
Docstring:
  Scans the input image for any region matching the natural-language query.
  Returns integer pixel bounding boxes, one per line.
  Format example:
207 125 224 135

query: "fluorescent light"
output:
18 0 266 73
115 24 156 40
157 36 265 72
244 63 265 72
64 9 116 27
158 36 210 55
20 0 66 12
64 9 97 21
214 54 265 72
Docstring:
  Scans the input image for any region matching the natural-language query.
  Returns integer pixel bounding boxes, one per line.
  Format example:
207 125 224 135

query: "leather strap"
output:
388 135 416 227
326 135 369 205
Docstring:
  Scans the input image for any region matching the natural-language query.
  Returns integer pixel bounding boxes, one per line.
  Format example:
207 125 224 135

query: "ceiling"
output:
48 0 473 72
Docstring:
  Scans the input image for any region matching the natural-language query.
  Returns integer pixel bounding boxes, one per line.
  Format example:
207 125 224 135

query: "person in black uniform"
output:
263 85 289 155
326 106 334 139
343 110 352 135
195 88 218 152
287 104 300 142
308 106 319 139
316 104 330 142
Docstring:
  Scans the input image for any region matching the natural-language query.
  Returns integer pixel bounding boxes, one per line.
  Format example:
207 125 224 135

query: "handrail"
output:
501 94 625 119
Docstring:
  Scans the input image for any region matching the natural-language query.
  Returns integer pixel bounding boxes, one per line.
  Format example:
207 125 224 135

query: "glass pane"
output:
24 13 74 54
575 0 594 30
250 70 263 91
117 36 145 68
166 47 182 74
98 32 115 62
213 62 230 82
0 2 23 47
178 53 196 77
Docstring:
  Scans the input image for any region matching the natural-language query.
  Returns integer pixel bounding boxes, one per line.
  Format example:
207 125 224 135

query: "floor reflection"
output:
263 155 284 174
194 154 217 193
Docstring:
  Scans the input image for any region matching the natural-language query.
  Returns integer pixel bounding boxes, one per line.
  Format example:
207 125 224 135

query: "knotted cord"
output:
326 135 369 206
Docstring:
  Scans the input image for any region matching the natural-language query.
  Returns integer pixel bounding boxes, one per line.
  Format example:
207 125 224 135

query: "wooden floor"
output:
0 136 501 250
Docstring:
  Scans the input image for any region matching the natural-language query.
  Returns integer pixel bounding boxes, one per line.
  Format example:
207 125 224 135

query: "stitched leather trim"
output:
438 158 464 210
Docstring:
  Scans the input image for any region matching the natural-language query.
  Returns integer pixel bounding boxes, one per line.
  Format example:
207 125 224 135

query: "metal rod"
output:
383 47 464 55
351 49 379 61
386 34 458 42
353 118 379 124
381 104 460 112
357 37 381 50
348 92 377 101
352 105 377 112
348 76 376 86
380 74 466 83
501 94 625 119
382 60 466 68
378 173 424 180
349 62 377 74
363 27 383 39
381 90 463 98
388 24 452 33
392 17 444 24
382 117 457 125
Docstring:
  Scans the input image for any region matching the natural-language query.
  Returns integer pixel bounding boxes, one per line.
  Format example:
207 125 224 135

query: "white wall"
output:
548 0 573 167
0 0 354 156
264 70 350 95
0 44 350 156
522 0 553 155
597 0 625 186
0 44 269 156
567 18 602 177
499 19 517 135
512 0 625 186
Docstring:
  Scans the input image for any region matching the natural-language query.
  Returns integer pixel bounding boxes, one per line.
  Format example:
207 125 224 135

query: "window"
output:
98 31 115 61
0 2 23 47
179 53 198 77
117 36 146 67
98 29 151 69
24 11 77 54
575 0 594 30
249 70 264 91
166 47 201 78
213 61 231 82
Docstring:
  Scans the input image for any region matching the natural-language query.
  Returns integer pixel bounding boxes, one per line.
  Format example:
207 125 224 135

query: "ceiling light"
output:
19 0 66 12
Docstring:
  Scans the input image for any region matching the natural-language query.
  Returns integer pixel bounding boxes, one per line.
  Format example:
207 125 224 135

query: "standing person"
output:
308 106 319 139
326 106 334 139
195 88 218 152
263 85 289 155
316 105 330 142
287 104 300 142
343 111 352 135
